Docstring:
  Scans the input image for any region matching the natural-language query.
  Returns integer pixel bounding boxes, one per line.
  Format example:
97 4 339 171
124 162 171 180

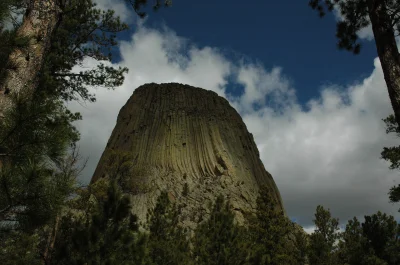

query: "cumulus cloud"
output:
233 65 297 114
244 57 400 226
119 26 231 96
94 0 134 24
68 19 400 227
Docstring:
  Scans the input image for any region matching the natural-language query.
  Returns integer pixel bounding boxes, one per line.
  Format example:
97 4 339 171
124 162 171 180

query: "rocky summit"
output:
91 83 283 228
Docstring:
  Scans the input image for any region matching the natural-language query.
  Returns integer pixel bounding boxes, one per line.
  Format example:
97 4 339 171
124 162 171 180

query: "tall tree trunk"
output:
368 0 400 128
42 215 60 265
0 0 60 118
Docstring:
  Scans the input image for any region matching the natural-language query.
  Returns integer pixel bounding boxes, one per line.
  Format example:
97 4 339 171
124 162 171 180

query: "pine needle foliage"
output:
145 191 191 265
192 195 247 265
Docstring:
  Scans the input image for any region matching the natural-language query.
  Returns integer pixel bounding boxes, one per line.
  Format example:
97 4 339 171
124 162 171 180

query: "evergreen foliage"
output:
337 217 367 265
311 206 400 265
308 205 340 265
0 0 165 263
309 0 400 54
247 186 295 265
0 232 43 265
0 0 27 85
0 0 170 101
38 0 129 104
381 114 400 208
50 178 144 265
0 91 80 233
0 0 127 236
192 195 247 265
2 1 400 264
381 115 400 170
361 212 400 264
0 0 14 24
287 223 309 265
126 0 172 18
309 0 400 129
145 191 191 265
101 149 151 195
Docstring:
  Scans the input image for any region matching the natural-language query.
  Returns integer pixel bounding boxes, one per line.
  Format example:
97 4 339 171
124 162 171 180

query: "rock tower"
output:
91 83 283 228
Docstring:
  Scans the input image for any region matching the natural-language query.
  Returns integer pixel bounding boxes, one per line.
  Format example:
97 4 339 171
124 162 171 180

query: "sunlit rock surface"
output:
91 83 283 228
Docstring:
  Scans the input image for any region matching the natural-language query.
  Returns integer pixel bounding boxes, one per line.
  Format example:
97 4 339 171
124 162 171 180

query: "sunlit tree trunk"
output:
0 0 60 118
368 0 400 128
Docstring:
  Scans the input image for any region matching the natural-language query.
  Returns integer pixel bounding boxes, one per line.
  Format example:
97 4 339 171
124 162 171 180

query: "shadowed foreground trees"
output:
381 114 400 210
50 178 144 265
308 205 340 265
0 1 168 264
145 191 191 265
2 164 400 265
247 186 301 265
192 195 247 265
0 0 171 117
308 205 400 265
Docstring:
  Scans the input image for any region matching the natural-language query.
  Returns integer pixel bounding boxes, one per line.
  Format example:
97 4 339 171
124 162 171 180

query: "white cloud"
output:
234 64 296 113
94 0 134 24
119 26 231 96
69 21 400 227
303 226 316 234
243 56 400 225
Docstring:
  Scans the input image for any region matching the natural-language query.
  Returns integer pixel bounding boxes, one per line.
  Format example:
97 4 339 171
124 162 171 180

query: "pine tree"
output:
0 0 126 233
0 1 168 262
381 114 400 209
0 232 43 265
289 223 309 265
0 145 81 264
337 217 366 265
0 89 80 232
0 0 171 116
0 0 27 89
50 178 144 265
337 212 400 265
0 1 170 263
309 0 400 129
0 0 20 24
362 211 400 264
145 191 191 265
247 185 295 265
308 205 340 265
0 4 83 254
192 195 247 265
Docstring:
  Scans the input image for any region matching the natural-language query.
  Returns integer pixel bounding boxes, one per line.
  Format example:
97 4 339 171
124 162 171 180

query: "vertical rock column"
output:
91 83 284 228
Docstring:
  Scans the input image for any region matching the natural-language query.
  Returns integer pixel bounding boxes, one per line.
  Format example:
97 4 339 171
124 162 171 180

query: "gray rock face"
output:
91 83 283 228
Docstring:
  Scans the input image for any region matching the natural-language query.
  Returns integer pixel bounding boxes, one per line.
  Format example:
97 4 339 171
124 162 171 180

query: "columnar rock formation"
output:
91 83 283 228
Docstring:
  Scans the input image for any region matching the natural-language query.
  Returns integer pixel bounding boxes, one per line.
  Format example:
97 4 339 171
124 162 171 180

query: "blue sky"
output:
125 0 378 105
70 0 400 229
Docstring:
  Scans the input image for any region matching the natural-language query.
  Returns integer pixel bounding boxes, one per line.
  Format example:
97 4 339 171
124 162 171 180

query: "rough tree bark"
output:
367 0 400 128
0 0 61 118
